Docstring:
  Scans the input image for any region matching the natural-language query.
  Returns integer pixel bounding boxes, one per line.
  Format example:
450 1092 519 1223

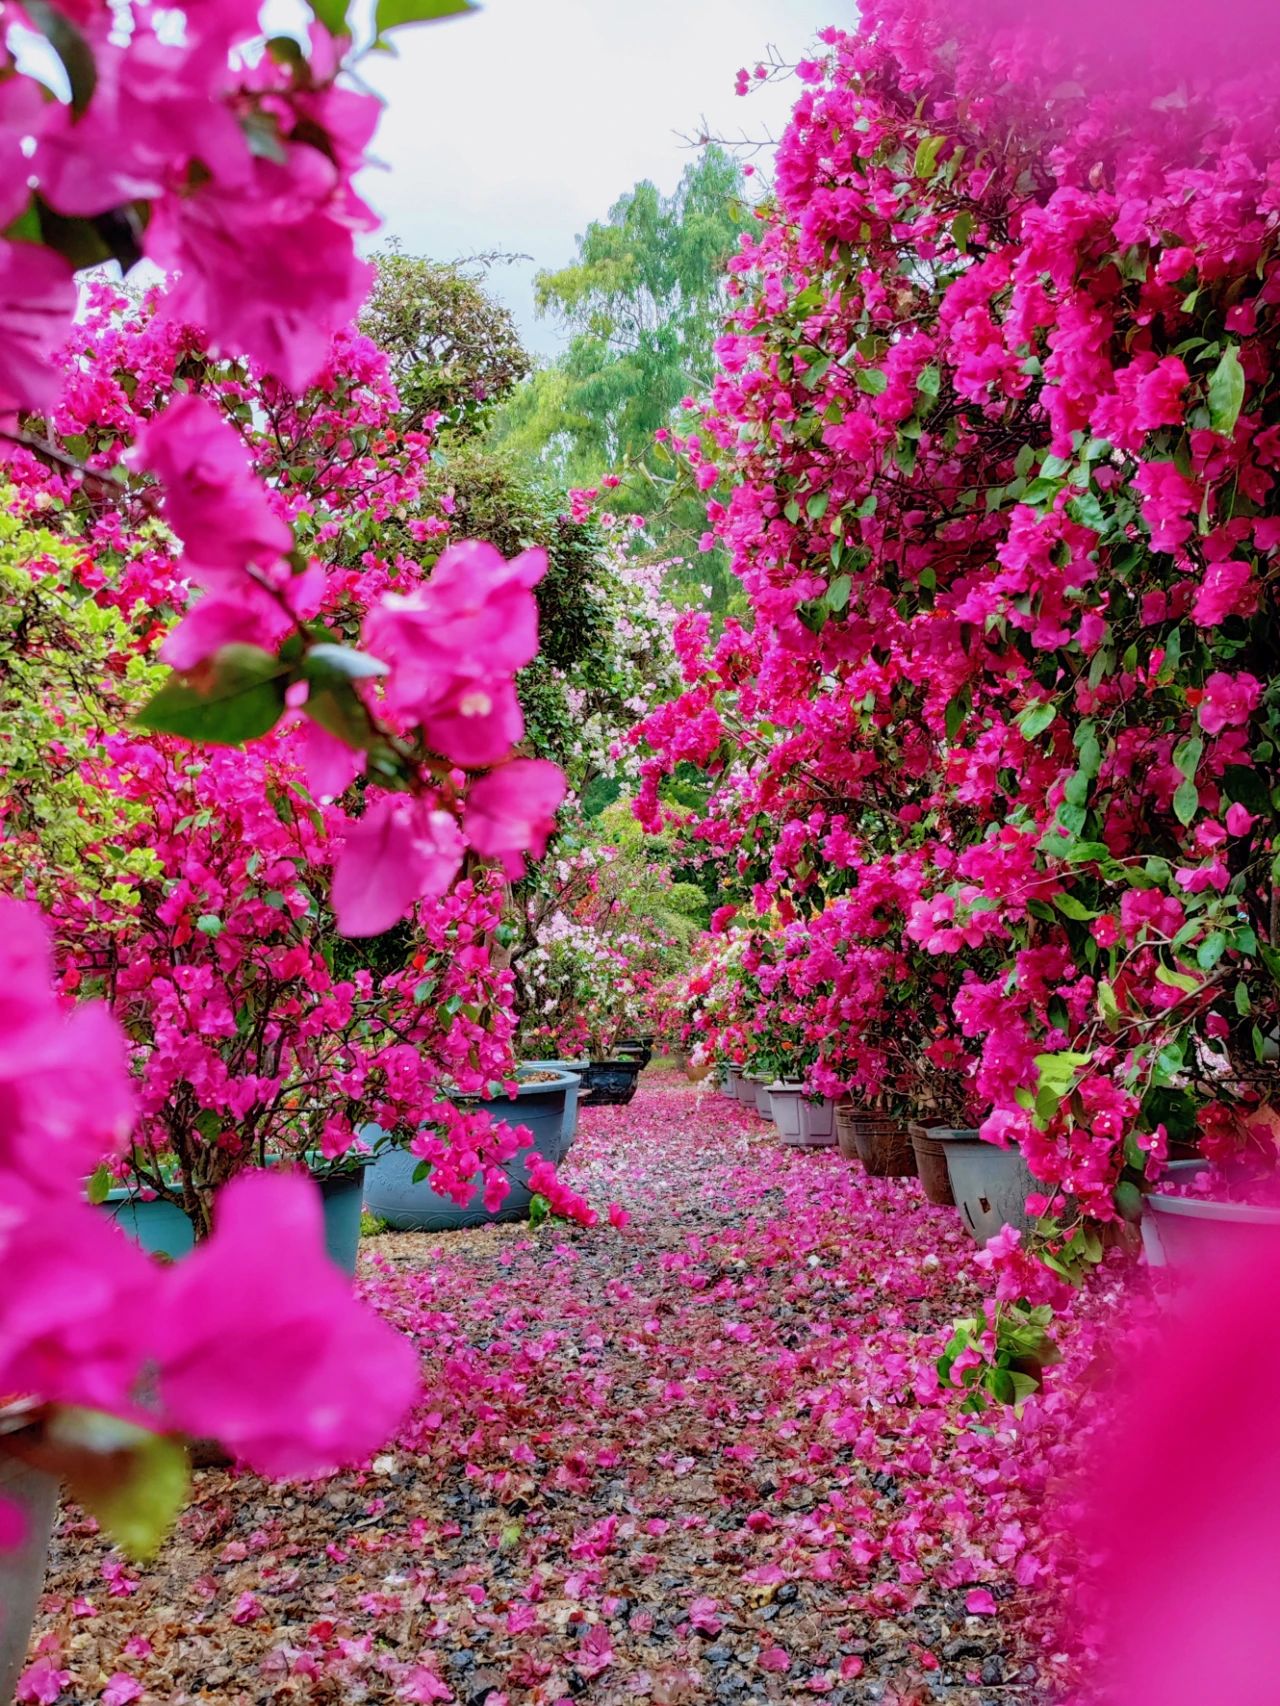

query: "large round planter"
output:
798 1096 837 1147
852 1115 917 1179
768 1083 806 1142
911 1126 978 1207
100 1163 369 1275
524 1061 584 1158
618 1039 653 1069
753 1079 773 1122
362 1069 575 1231
944 1138 1037 1247
1142 1160 1280 1269
0 1455 58 1704
580 1059 641 1107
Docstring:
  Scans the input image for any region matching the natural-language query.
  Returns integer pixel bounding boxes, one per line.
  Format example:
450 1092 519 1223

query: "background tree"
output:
360 244 532 437
492 147 751 607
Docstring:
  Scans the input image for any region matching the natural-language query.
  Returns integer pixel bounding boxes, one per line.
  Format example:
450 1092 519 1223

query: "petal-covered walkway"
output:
30 1075 1105 1704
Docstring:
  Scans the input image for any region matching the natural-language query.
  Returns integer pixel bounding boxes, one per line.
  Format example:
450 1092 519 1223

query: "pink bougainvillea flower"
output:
330 795 465 937
286 712 367 803
464 760 567 879
363 540 546 723
135 394 292 575
152 1172 420 1476
1085 1229 1280 1705
965 1588 997 1615
0 240 77 414
14 1660 71 1704
35 33 250 219
146 143 378 393
0 898 133 1188
421 671 526 768
0 1184 160 1422
101 1675 144 1706
1198 670 1263 734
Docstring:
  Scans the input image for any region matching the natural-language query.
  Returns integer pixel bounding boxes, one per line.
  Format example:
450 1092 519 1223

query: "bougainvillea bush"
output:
637 0 1279 1368
0 0 587 1568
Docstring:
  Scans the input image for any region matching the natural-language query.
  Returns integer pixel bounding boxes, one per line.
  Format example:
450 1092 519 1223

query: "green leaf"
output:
136 646 289 747
1062 840 1114 865
944 696 966 741
1173 734 1203 781
1097 980 1120 1025
1113 1180 1144 1224
1207 344 1246 437
1054 892 1099 921
374 0 475 34
1034 1050 1091 1097
45 1409 189 1561
195 914 223 937
1155 962 1201 994
917 364 941 398
86 1164 112 1206
854 367 888 395
952 210 974 253
825 573 851 614
913 134 945 178
1196 930 1228 970
807 491 830 521
1173 776 1200 826
25 0 97 114
1017 700 1057 738
303 643 389 683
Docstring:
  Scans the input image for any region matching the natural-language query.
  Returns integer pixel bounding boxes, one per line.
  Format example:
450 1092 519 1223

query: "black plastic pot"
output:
580 1059 642 1107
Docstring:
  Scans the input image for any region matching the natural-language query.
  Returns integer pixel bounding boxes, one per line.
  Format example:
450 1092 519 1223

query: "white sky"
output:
359 0 838 357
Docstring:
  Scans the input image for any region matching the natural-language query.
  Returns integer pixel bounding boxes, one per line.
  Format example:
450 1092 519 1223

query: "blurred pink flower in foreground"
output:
1084 1230 1280 1705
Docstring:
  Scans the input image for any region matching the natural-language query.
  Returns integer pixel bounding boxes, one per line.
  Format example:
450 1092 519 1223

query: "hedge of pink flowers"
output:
638 0 1279 1350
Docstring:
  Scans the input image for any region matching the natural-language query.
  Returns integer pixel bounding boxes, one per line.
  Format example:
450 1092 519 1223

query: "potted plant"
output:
362 1066 582 1230
56 739 521 1271
1143 1102 1280 1268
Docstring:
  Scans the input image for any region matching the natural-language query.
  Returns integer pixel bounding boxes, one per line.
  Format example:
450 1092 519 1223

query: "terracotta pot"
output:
852 1115 917 1178
0 1454 58 1702
910 1125 978 1206
835 1102 860 1161
836 1105 916 1176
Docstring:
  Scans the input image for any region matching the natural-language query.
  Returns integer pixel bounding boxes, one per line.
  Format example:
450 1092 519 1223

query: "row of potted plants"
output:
716 1058 1280 1277
99 1038 658 1250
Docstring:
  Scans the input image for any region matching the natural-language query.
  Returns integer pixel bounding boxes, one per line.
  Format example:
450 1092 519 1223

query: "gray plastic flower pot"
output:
798 1096 838 1147
0 1455 58 1704
733 1074 757 1109
753 1079 774 1121
523 1061 584 1158
1142 1160 1280 1268
98 1164 369 1275
361 1069 574 1231
768 1083 806 1142
943 1138 1038 1247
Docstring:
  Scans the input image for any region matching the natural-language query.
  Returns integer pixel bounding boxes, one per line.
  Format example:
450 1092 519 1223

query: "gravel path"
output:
27 1073 1101 1704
